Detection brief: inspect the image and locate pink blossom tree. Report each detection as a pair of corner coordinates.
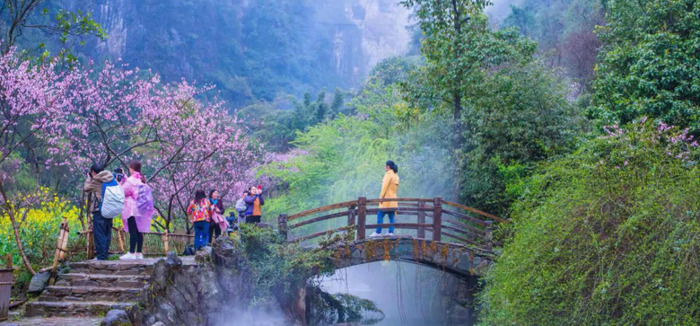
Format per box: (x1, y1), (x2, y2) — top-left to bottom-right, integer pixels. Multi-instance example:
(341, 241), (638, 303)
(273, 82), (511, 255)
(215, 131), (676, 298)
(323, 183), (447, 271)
(0, 48), (75, 274)
(44, 60), (259, 233)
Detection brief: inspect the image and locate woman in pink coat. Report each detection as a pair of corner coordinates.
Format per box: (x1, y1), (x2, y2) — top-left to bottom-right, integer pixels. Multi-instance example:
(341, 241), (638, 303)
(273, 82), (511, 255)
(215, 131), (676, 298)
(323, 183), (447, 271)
(119, 161), (153, 260)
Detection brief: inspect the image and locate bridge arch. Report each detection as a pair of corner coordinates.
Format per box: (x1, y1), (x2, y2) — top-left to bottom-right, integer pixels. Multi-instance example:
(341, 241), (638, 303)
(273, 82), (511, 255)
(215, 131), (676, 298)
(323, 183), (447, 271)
(277, 197), (506, 278)
(328, 237), (493, 278)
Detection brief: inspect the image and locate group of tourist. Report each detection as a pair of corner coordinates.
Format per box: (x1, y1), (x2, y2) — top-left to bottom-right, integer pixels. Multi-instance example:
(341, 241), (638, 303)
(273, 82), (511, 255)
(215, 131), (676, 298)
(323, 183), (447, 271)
(187, 185), (265, 250)
(83, 160), (153, 261)
(84, 159), (398, 259)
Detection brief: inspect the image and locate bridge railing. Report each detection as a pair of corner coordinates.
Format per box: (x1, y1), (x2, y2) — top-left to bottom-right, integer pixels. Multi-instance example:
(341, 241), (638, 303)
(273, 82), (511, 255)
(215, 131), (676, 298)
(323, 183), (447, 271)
(277, 197), (507, 251)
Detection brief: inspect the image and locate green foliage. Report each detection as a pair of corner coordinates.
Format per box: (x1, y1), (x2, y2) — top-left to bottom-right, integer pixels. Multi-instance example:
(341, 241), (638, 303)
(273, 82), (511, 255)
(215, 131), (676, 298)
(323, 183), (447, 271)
(237, 224), (335, 306)
(501, 0), (604, 86)
(402, 0), (537, 118)
(259, 59), (459, 223)
(460, 60), (582, 215)
(592, 0), (700, 131)
(238, 90), (346, 152)
(479, 120), (700, 325)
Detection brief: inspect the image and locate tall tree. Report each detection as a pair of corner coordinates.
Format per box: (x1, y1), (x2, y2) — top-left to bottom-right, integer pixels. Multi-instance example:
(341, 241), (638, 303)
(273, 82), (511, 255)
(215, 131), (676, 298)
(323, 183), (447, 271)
(400, 0), (536, 127)
(0, 0), (105, 57)
(592, 0), (700, 131)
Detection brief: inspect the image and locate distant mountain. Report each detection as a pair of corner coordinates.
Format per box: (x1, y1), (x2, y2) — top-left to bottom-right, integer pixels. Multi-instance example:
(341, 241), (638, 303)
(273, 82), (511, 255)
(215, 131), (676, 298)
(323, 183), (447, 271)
(45, 0), (411, 106)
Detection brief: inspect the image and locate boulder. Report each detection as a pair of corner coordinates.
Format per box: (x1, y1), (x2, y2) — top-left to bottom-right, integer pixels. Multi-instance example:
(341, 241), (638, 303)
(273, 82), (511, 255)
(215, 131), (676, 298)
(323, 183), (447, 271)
(101, 309), (132, 326)
(27, 271), (51, 294)
(140, 237), (254, 325)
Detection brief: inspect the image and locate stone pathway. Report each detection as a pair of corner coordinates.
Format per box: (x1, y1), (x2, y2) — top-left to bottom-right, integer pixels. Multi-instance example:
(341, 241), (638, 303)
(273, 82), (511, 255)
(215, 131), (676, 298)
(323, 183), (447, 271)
(0, 317), (102, 326)
(21, 257), (195, 319)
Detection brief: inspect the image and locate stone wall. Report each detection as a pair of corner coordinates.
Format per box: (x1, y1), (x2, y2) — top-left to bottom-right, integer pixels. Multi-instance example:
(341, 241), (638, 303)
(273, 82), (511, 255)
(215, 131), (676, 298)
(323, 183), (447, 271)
(135, 238), (254, 326)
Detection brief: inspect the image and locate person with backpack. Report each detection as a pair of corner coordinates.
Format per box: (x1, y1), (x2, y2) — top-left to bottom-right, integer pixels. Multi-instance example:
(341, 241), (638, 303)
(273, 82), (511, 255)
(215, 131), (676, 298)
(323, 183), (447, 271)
(187, 190), (211, 250)
(225, 211), (237, 235)
(235, 190), (249, 226)
(83, 163), (124, 260)
(119, 160), (153, 260)
(244, 186), (264, 224)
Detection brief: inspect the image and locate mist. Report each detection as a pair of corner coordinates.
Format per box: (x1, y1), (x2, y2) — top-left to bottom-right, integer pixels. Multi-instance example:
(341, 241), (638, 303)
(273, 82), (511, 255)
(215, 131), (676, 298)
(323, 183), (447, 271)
(487, 0), (523, 24)
(319, 261), (472, 325)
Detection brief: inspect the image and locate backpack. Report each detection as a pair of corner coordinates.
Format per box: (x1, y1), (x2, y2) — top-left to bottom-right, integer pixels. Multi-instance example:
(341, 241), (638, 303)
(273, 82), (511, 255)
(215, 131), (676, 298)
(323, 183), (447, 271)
(136, 184), (154, 218)
(100, 178), (125, 219)
(182, 244), (195, 256)
(235, 198), (247, 212)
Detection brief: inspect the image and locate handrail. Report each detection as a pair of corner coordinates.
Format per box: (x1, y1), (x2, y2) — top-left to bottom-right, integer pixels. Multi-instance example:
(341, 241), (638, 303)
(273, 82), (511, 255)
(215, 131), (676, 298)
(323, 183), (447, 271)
(440, 199), (509, 224)
(287, 200), (357, 221)
(279, 197), (504, 252)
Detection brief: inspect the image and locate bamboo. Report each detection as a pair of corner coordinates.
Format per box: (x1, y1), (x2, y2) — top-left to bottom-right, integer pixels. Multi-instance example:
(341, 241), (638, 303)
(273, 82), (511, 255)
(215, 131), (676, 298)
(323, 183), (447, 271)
(162, 232), (169, 255)
(59, 222), (69, 260)
(116, 227), (125, 253)
(50, 218), (68, 285)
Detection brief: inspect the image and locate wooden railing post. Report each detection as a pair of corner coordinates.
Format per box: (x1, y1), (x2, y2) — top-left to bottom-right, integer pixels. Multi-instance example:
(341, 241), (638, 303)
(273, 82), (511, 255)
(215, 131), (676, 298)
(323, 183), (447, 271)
(116, 227), (125, 253)
(87, 230), (94, 259)
(417, 201), (426, 239)
(485, 220), (493, 251)
(162, 231), (170, 256)
(432, 197), (442, 241)
(357, 197), (367, 240)
(347, 205), (356, 240)
(50, 217), (68, 284)
(278, 214), (289, 242)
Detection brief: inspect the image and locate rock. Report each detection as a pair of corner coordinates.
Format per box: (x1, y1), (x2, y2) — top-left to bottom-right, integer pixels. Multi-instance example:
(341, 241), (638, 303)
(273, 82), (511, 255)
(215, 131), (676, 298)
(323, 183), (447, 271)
(101, 309), (132, 326)
(28, 271), (51, 294)
(141, 238), (254, 326)
(194, 246), (212, 264)
(164, 251), (181, 267)
(150, 322), (166, 326)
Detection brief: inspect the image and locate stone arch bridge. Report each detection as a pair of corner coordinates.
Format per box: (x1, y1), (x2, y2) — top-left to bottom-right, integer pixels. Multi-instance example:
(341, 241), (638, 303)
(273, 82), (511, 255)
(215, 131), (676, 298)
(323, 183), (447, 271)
(277, 197), (506, 278)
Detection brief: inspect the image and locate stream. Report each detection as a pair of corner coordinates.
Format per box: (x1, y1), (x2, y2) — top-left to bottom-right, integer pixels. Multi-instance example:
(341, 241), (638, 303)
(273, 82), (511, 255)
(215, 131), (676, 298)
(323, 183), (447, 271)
(319, 261), (472, 326)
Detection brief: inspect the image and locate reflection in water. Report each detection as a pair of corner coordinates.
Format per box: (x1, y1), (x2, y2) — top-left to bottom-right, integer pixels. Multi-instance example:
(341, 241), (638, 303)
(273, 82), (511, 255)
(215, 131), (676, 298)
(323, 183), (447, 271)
(319, 261), (472, 326)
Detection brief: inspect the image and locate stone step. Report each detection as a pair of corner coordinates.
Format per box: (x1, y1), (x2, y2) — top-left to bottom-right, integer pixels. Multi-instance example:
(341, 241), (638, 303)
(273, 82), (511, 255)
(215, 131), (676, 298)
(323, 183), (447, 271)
(24, 301), (134, 318)
(68, 260), (157, 276)
(54, 273), (149, 289)
(38, 286), (141, 303)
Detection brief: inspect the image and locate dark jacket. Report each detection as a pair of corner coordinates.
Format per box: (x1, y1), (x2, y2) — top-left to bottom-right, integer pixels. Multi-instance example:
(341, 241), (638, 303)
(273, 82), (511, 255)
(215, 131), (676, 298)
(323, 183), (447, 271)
(83, 171), (114, 212)
(209, 198), (224, 215)
(244, 194), (264, 217)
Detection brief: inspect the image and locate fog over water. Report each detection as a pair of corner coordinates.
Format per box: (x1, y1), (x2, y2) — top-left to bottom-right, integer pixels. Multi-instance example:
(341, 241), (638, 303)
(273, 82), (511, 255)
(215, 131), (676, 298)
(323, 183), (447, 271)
(320, 261), (467, 326)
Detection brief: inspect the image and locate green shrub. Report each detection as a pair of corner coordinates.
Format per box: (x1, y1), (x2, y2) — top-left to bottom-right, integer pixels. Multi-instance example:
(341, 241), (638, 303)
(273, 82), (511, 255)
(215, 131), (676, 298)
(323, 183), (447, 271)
(479, 119), (700, 325)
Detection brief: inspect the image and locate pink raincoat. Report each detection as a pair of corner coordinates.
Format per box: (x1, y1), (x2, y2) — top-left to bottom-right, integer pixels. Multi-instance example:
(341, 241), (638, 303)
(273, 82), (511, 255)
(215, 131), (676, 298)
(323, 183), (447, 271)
(120, 172), (152, 233)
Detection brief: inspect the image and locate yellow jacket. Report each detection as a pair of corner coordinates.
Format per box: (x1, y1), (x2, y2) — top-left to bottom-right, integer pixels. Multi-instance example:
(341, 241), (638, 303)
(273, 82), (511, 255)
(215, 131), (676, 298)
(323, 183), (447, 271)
(378, 169), (399, 210)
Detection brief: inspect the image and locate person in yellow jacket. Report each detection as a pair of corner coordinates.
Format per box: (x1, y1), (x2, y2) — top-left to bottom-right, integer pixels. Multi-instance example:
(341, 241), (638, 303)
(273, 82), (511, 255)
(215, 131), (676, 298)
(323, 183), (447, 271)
(370, 160), (399, 237)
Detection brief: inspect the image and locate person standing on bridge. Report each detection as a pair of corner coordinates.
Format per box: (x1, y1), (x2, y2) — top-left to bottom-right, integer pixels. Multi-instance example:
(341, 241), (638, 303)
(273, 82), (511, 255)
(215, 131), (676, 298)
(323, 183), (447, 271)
(370, 160), (399, 237)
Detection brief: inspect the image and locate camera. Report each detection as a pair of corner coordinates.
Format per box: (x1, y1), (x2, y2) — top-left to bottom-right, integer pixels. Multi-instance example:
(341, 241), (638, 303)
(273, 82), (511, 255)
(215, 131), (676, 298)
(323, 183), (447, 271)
(114, 168), (125, 183)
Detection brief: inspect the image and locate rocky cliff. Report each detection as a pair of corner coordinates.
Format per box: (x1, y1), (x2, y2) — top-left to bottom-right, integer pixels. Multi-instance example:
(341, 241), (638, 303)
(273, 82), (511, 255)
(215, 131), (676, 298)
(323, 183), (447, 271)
(53, 0), (411, 105)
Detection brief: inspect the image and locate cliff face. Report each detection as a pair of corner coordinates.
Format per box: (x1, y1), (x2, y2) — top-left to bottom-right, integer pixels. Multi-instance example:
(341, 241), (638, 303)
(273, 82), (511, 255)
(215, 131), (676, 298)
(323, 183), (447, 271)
(55, 0), (411, 105)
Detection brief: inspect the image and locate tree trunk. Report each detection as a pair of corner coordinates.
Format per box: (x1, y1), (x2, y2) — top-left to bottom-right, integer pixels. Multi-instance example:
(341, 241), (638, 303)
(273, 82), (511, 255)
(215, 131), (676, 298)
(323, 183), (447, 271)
(0, 180), (36, 275)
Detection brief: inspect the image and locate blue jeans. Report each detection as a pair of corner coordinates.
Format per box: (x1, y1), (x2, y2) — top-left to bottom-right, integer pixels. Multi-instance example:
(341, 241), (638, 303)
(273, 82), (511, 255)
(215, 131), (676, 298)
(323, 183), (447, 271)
(376, 210), (395, 234)
(193, 221), (210, 250)
(92, 211), (112, 260)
